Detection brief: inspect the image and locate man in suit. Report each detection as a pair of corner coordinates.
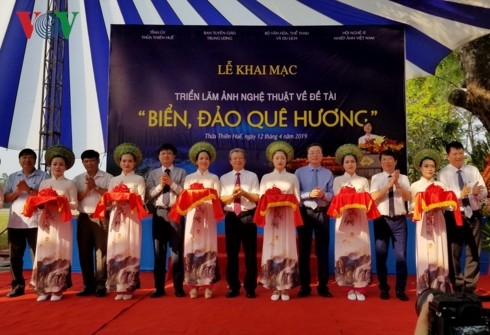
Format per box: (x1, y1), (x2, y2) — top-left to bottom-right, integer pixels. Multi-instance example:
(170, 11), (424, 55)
(73, 150), (113, 297)
(370, 150), (411, 301)
(438, 141), (487, 293)
(3, 148), (49, 297)
(220, 148), (260, 298)
(146, 143), (187, 297)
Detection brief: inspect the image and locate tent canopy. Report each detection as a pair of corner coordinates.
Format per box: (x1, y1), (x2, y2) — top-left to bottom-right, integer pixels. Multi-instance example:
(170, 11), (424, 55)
(0, 0), (489, 155)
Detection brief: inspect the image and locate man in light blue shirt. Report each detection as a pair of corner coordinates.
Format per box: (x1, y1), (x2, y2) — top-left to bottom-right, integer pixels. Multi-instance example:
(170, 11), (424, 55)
(295, 143), (334, 298)
(3, 148), (49, 298)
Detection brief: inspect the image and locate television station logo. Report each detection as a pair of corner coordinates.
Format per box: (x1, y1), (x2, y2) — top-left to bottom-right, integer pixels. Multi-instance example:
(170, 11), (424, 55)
(17, 11), (79, 39)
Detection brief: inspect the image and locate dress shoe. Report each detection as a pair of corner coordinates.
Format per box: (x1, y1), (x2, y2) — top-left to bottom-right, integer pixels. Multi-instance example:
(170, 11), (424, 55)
(355, 291), (366, 301)
(175, 288), (186, 297)
(50, 293), (63, 301)
(76, 287), (95, 296)
(37, 294), (49, 302)
(246, 291), (256, 298)
(280, 290), (290, 301)
(297, 288), (311, 298)
(123, 294), (133, 300)
(204, 288), (213, 299)
(150, 290), (166, 298)
(317, 287), (333, 298)
(380, 290), (390, 300)
(7, 285), (25, 298)
(347, 290), (356, 301)
(271, 290), (281, 301)
(189, 288), (198, 299)
(225, 289), (240, 298)
(395, 291), (409, 301)
(115, 294), (125, 301)
(95, 288), (107, 297)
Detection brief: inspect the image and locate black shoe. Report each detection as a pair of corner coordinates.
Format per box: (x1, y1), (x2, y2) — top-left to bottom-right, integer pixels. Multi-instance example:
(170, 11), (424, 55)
(95, 288), (107, 297)
(317, 287), (333, 298)
(380, 290), (390, 300)
(175, 288), (186, 298)
(225, 289), (240, 298)
(150, 289), (166, 298)
(395, 291), (409, 301)
(76, 287), (95, 297)
(297, 287), (311, 298)
(6, 285), (25, 298)
(246, 291), (256, 298)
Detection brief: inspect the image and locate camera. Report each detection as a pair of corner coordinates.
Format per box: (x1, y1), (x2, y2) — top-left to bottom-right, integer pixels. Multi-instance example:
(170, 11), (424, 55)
(416, 288), (490, 335)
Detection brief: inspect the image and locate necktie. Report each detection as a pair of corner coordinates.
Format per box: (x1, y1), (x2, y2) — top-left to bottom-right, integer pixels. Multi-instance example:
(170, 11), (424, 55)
(457, 170), (472, 217)
(234, 173), (241, 215)
(388, 175), (395, 217)
(163, 168), (171, 193)
(312, 168), (319, 189)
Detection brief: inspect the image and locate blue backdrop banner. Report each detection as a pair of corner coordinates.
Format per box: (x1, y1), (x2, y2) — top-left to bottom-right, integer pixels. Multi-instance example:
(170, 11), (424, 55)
(108, 25), (406, 177)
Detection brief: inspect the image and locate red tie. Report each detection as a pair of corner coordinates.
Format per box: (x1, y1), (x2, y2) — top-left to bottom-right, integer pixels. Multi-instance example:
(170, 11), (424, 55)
(234, 173), (241, 215)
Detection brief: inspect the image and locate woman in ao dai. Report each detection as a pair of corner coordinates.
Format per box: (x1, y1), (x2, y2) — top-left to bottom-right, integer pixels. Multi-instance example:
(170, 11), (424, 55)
(106, 143), (146, 300)
(410, 149), (452, 294)
(258, 141), (300, 301)
(183, 141), (221, 299)
(332, 144), (371, 301)
(31, 145), (77, 302)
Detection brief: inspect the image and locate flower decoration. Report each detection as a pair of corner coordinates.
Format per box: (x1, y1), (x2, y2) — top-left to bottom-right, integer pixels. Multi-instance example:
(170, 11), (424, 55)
(189, 182), (204, 190)
(265, 186), (282, 195)
(359, 135), (404, 154)
(39, 187), (59, 197)
(113, 182), (130, 193)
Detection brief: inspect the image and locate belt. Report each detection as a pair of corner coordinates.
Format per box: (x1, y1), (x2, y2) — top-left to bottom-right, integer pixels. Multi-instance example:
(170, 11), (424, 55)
(381, 215), (406, 220)
(305, 207), (327, 213)
(226, 209), (255, 219)
(156, 206), (169, 210)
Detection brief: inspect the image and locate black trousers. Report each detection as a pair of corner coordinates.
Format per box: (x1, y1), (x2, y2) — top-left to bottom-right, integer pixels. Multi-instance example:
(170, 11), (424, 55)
(77, 213), (108, 290)
(224, 211), (257, 293)
(297, 207), (330, 290)
(8, 227), (37, 287)
(374, 216), (407, 292)
(445, 210), (482, 291)
(152, 212), (185, 291)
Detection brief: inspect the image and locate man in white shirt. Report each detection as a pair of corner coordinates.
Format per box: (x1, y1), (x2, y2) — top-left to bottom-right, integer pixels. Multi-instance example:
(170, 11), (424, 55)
(438, 141), (487, 293)
(370, 150), (411, 301)
(3, 148), (49, 298)
(73, 150), (113, 297)
(220, 148), (260, 298)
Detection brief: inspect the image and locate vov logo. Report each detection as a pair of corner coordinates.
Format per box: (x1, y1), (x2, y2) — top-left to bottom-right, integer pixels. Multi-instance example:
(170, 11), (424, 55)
(17, 11), (79, 39)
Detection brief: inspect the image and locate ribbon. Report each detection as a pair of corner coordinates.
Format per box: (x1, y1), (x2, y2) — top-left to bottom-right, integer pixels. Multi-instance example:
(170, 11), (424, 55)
(327, 186), (381, 220)
(93, 192), (148, 220)
(412, 183), (462, 226)
(254, 188), (303, 227)
(23, 195), (73, 222)
(169, 187), (224, 223)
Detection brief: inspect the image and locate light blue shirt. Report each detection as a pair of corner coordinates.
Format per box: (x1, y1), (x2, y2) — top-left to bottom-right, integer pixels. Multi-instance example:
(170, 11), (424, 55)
(5, 169), (50, 228)
(295, 164), (334, 208)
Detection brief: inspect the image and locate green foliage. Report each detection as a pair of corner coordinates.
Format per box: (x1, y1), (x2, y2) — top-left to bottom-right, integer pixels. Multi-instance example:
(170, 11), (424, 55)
(406, 51), (489, 181)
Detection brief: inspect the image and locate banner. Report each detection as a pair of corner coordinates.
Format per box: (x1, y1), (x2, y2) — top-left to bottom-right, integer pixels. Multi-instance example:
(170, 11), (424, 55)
(108, 25), (405, 177)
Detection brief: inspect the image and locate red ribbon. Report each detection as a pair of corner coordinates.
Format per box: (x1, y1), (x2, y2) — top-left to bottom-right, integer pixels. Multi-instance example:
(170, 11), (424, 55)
(327, 188), (381, 220)
(168, 188), (224, 223)
(254, 192), (303, 227)
(23, 195), (73, 222)
(93, 192), (148, 220)
(412, 184), (462, 226)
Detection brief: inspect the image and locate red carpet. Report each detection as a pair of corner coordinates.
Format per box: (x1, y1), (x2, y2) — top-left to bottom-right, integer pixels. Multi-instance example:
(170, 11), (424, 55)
(3, 271), (490, 335)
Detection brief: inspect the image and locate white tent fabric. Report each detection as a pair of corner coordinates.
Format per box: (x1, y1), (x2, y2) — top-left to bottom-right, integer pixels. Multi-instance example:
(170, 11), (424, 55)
(0, 0), (489, 155)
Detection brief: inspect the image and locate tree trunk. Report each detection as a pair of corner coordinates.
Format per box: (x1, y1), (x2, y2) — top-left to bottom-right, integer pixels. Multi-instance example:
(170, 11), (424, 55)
(448, 34), (490, 131)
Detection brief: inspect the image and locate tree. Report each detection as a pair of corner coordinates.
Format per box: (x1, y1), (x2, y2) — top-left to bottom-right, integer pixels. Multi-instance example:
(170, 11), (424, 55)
(448, 34), (490, 132)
